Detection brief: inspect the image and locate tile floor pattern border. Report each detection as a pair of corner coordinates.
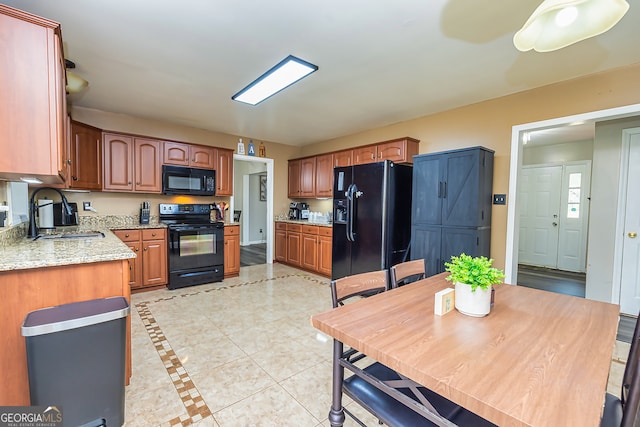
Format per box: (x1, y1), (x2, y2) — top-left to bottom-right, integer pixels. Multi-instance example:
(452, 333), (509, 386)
(133, 273), (328, 426)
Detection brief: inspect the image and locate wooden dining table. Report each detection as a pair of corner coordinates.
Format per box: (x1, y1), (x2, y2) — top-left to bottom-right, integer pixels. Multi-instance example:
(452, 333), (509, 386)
(311, 273), (620, 427)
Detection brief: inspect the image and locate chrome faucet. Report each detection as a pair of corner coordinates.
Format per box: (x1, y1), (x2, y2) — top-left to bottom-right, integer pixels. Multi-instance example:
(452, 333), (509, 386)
(28, 187), (74, 238)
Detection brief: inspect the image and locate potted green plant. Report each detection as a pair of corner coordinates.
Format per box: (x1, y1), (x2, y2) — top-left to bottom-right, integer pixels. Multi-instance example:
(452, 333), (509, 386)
(444, 253), (505, 317)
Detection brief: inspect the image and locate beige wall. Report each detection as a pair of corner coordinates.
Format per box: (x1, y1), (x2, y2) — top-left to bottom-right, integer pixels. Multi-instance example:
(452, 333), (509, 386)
(67, 63), (640, 272)
(300, 63), (640, 270)
(69, 106), (303, 220)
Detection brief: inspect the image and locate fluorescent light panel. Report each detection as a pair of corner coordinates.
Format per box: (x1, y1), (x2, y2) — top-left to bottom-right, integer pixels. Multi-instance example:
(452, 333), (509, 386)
(232, 55), (318, 106)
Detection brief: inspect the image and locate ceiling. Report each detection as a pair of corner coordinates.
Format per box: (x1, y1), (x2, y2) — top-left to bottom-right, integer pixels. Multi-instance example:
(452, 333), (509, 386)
(4, 0), (639, 146)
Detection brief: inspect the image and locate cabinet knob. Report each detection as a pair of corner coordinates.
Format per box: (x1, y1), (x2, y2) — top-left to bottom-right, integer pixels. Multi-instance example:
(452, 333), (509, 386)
(144, 247), (148, 251)
(135, 247), (139, 252)
(152, 232), (156, 237)
(66, 159), (72, 165)
(136, 182), (141, 185)
(72, 176), (78, 181)
(128, 181), (132, 185)
(125, 233), (130, 238)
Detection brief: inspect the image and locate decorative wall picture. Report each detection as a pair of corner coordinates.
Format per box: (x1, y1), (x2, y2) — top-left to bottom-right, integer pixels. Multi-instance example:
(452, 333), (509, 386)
(259, 174), (267, 201)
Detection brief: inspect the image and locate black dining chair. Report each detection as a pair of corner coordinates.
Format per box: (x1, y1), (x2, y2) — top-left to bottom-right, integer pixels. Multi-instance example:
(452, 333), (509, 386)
(330, 270), (496, 427)
(390, 259), (427, 288)
(601, 314), (640, 427)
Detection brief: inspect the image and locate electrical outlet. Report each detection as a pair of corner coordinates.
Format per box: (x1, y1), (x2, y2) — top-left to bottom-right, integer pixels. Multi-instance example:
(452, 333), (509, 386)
(83, 201), (92, 211)
(493, 194), (506, 205)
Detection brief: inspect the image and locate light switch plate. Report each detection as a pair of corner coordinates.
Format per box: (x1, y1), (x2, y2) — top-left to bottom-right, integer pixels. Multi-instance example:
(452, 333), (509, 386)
(493, 194), (506, 205)
(83, 201), (92, 211)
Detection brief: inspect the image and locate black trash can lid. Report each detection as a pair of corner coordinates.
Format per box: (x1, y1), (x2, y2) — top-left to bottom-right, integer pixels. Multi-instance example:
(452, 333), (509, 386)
(22, 297), (130, 337)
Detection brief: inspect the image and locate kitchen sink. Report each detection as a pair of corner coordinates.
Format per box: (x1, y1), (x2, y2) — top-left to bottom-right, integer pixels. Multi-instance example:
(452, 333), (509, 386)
(34, 231), (105, 240)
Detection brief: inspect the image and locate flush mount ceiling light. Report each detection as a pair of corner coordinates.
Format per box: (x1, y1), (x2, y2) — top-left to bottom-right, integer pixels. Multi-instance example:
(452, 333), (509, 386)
(513, 0), (630, 52)
(232, 55), (318, 106)
(65, 59), (89, 93)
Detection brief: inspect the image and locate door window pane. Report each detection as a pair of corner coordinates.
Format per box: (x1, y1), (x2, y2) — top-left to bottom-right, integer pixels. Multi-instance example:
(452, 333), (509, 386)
(567, 204), (580, 219)
(567, 172), (582, 219)
(569, 173), (581, 188)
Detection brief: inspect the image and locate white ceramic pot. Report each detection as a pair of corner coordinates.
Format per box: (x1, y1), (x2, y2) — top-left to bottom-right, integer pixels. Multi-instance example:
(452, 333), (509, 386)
(454, 282), (491, 317)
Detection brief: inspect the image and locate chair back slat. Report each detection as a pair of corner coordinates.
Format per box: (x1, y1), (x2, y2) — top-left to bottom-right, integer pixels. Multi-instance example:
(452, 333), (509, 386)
(623, 315), (640, 406)
(331, 270), (388, 308)
(390, 259), (426, 288)
(622, 343), (640, 427)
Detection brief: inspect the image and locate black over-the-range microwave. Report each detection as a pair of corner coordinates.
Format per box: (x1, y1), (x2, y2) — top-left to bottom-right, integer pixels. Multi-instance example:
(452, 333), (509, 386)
(162, 165), (216, 196)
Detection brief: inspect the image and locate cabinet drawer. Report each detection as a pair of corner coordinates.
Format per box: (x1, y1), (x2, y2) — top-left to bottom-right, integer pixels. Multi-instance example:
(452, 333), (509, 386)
(113, 229), (140, 242)
(276, 222), (288, 231)
(142, 228), (164, 241)
(287, 223), (302, 232)
(224, 225), (240, 236)
(318, 227), (333, 237)
(302, 225), (318, 234)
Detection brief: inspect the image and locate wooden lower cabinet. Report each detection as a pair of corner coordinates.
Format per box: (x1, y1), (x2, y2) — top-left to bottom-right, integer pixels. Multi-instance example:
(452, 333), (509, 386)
(276, 222), (332, 277)
(224, 224), (240, 278)
(275, 222), (287, 262)
(113, 228), (167, 291)
(286, 224), (303, 267)
(0, 260), (131, 405)
(318, 227), (333, 276)
(301, 225), (319, 271)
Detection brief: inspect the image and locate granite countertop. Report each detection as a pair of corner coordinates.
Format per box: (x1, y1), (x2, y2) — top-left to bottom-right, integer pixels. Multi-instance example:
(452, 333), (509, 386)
(0, 226), (135, 272)
(275, 219), (333, 228)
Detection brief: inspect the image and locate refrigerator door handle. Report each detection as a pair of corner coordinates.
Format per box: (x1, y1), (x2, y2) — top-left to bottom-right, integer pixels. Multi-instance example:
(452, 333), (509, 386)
(346, 183), (357, 242)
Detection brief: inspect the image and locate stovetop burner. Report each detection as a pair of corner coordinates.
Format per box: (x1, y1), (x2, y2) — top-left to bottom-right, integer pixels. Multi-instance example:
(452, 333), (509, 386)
(159, 203), (221, 225)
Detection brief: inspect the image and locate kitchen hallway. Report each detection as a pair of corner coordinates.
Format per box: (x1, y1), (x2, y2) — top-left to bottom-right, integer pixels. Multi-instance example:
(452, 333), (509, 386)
(126, 264), (629, 426)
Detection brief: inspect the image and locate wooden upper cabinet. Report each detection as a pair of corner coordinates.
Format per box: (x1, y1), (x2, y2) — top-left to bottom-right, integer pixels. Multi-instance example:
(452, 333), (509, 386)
(134, 138), (162, 193)
(69, 120), (102, 190)
(353, 137), (420, 165)
(334, 150), (353, 167)
(377, 137), (420, 163)
(353, 146), (378, 165)
(164, 141), (215, 170)
(163, 141), (190, 166)
(288, 159), (301, 198)
(103, 133), (134, 191)
(0, 5), (67, 184)
(103, 133), (161, 193)
(215, 148), (233, 196)
(191, 145), (216, 169)
(299, 157), (316, 198)
(315, 153), (334, 198)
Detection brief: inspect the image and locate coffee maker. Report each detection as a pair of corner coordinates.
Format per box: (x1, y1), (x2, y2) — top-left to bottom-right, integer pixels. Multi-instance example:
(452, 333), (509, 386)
(288, 202), (309, 220)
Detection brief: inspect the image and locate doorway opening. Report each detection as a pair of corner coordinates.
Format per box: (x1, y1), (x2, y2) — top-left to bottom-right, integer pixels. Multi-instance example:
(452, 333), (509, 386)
(505, 102), (640, 308)
(232, 154), (274, 266)
(518, 161), (591, 273)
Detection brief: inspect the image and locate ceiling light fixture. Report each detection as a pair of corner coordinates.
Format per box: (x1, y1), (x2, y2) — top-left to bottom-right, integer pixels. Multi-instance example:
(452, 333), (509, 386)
(513, 0), (630, 52)
(232, 55), (318, 106)
(64, 59), (89, 93)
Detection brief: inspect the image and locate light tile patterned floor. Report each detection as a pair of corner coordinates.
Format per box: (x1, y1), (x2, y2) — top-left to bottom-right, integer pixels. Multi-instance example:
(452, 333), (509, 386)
(124, 264), (628, 426)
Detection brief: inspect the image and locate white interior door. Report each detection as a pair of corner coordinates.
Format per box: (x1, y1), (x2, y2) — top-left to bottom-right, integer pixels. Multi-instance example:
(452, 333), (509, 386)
(557, 163), (591, 272)
(518, 166), (562, 267)
(620, 131), (640, 314)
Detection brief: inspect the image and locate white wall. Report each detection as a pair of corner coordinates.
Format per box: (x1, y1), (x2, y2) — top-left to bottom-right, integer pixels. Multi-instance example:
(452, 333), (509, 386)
(234, 159), (267, 245)
(247, 173), (267, 243)
(522, 139), (594, 165)
(586, 116), (640, 301)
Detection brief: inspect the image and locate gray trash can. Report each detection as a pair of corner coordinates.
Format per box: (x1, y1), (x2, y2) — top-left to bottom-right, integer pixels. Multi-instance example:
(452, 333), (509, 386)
(22, 297), (130, 427)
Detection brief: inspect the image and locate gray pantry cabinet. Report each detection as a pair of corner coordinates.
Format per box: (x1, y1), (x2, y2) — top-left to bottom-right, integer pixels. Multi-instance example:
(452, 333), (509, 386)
(410, 146), (494, 277)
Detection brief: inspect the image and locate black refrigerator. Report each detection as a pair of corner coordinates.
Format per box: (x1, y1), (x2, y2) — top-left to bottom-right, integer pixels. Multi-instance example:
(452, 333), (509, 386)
(332, 160), (413, 280)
